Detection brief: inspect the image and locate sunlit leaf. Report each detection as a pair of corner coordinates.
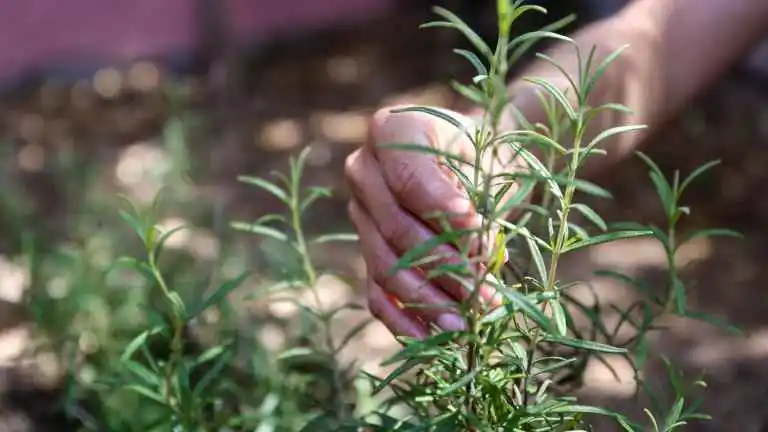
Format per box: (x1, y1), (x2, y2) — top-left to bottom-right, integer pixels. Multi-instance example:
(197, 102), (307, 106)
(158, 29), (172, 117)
(544, 335), (626, 354)
(238, 175), (289, 203)
(422, 7), (494, 61)
(192, 271), (250, 317)
(124, 384), (166, 405)
(310, 233), (359, 244)
(571, 203), (607, 231)
(679, 228), (742, 246)
(562, 229), (653, 253)
(453, 49), (488, 76)
(679, 159), (721, 195)
(230, 221), (289, 242)
(507, 16), (576, 66)
(583, 44), (629, 98)
(584, 125), (647, 153)
(522, 76), (576, 121)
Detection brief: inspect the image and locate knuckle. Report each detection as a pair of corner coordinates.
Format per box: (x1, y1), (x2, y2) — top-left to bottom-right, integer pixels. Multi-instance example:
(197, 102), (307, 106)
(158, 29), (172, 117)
(367, 286), (384, 319)
(361, 249), (388, 288)
(389, 159), (421, 199)
(377, 212), (414, 252)
(368, 259), (390, 288)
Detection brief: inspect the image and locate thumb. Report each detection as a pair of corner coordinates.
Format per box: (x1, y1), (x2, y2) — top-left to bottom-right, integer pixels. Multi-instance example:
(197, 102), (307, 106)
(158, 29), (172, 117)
(370, 106), (482, 233)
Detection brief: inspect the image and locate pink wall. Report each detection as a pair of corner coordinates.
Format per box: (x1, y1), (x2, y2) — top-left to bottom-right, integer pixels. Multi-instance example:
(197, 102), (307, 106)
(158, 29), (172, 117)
(0, 0), (393, 84)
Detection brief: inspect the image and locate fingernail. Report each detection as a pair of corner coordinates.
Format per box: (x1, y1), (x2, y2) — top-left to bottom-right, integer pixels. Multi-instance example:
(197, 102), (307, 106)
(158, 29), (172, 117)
(436, 313), (467, 332)
(473, 213), (484, 228)
(484, 273), (504, 308)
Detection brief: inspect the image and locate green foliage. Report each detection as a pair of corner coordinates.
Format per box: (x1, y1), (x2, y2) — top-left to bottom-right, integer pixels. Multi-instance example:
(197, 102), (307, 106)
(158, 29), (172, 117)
(22, 1), (740, 431)
(340, 2), (740, 431)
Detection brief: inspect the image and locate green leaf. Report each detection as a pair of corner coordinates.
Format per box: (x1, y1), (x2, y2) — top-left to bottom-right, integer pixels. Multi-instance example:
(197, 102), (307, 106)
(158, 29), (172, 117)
(151, 224), (187, 262)
(166, 291), (188, 320)
(507, 16), (576, 66)
(116, 193), (142, 220)
(550, 300), (568, 337)
(194, 271), (250, 317)
(193, 347), (233, 396)
(585, 124), (647, 153)
(523, 76), (576, 121)
(230, 221), (289, 242)
(437, 369), (480, 396)
(335, 318), (375, 354)
(237, 175), (289, 203)
(452, 49), (488, 76)
(544, 335), (626, 354)
(120, 326), (163, 362)
(108, 256), (155, 283)
(496, 129), (568, 154)
(277, 347), (316, 361)
(377, 142), (473, 168)
(301, 186), (333, 212)
(671, 273), (686, 314)
(310, 233), (359, 244)
(679, 228), (742, 246)
(534, 52), (580, 103)
(682, 310), (743, 336)
(389, 106), (476, 144)
(571, 203), (607, 231)
(483, 279), (552, 332)
(636, 151), (675, 215)
(451, 81), (486, 105)
(291, 145), (313, 186)
(381, 331), (459, 367)
(119, 210), (147, 242)
(194, 345), (228, 366)
(511, 144), (564, 203)
(374, 358), (424, 394)
(522, 228), (549, 287)
(679, 159), (721, 195)
(583, 44), (629, 98)
(567, 177), (613, 198)
(562, 229), (653, 253)
(387, 228), (473, 275)
(422, 7), (494, 61)
(245, 279), (302, 300)
(123, 360), (162, 386)
(589, 102), (634, 116)
(124, 384), (166, 405)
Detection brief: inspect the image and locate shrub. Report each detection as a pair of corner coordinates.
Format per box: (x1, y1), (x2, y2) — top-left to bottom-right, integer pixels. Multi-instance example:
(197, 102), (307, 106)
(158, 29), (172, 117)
(29, 1), (740, 431)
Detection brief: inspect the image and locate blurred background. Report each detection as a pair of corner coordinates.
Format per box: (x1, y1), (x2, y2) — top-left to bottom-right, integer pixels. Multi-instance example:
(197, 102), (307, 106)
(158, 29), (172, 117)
(0, 0), (767, 430)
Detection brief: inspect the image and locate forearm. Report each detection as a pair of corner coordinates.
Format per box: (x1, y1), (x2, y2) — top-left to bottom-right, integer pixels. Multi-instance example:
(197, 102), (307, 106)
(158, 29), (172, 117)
(500, 0), (768, 174)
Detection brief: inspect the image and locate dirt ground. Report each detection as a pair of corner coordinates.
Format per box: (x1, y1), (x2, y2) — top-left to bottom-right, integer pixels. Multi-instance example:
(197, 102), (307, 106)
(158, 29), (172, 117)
(1, 3), (768, 431)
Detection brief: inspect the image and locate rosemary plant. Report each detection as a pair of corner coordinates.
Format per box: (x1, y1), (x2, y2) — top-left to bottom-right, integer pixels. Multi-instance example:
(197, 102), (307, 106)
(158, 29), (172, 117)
(337, 1), (741, 431)
(96, 1), (741, 431)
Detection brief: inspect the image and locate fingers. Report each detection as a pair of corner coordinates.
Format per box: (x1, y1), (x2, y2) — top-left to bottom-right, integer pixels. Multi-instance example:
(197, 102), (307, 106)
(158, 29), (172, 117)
(368, 279), (428, 339)
(369, 106), (482, 232)
(345, 147), (498, 306)
(370, 107), (522, 261)
(348, 197), (467, 333)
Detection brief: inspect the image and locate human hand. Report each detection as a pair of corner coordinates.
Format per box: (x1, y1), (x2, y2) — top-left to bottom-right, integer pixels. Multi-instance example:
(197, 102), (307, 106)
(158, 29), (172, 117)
(345, 105), (522, 339)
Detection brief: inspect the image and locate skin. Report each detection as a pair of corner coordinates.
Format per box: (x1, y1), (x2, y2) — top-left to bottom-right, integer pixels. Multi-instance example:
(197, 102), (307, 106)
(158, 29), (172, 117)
(345, 0), (768, 339)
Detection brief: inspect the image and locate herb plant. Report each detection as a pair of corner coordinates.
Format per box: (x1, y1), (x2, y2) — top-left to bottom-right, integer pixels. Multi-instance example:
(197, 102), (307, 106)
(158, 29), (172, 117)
(60, 1), (741, 431)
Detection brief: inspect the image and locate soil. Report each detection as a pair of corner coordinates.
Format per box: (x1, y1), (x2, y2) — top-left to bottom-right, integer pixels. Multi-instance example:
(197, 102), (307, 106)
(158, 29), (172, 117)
(0, 2), (767, 431)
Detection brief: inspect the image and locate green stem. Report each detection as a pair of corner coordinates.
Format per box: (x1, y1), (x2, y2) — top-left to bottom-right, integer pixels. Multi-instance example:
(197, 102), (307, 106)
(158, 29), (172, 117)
(290, 179), (348, 422)
(522, 121), (585, 408)
(663, 226), (677, 314)
(545, 122), (585, 292)
(149, 259), (186, 421)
